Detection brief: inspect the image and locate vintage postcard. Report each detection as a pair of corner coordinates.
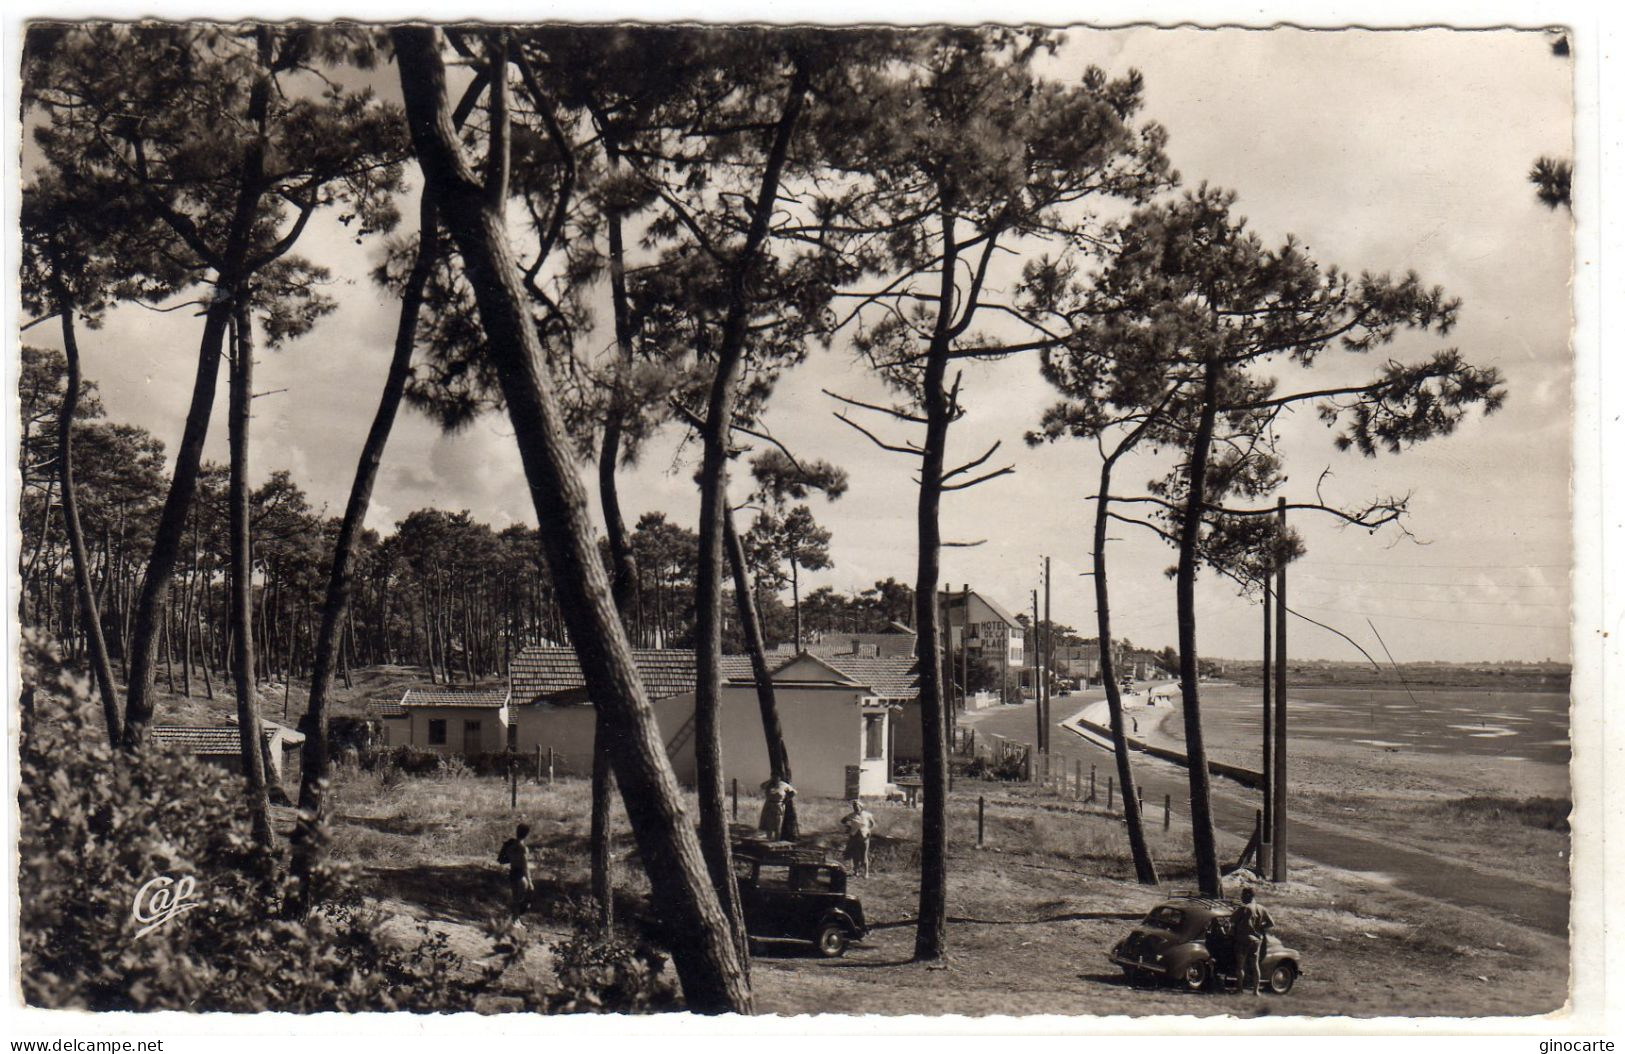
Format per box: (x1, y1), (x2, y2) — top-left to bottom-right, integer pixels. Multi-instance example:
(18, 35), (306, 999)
(7, 9), (1606, 1040)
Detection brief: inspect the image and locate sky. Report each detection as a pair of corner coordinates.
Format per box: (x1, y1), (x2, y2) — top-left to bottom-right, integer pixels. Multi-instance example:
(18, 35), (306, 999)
(18, 26), (1576, 664)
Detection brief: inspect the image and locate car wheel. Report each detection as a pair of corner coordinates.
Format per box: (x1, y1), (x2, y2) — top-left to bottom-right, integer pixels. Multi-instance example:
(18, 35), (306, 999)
(816, 924), (849, 958)
(1179, 959), (1211, 992)
(1267, 962), (1297, 994)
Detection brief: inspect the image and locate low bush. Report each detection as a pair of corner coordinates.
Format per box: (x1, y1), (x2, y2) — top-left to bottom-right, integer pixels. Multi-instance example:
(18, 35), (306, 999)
(537, 929), (679, 1013)
(963, 753), (1027, 781)
(1445, 795), (1571, 833)
(18, 630), (478, 1012)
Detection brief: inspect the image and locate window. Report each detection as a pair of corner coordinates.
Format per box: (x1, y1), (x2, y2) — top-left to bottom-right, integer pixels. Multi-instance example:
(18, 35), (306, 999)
(756, 865), (791, 889)
(427, 719), (447, 745)
(863, 713), (885, 760)
(464, 720), (482, 748)
(793, 866), (837, 891)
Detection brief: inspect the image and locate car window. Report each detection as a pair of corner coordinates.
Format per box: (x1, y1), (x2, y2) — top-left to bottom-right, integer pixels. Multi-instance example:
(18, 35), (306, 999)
(1146, 906), (1186, 931)
(733, 858), (755, 881)
(757, 865), (791, 889)
(793, 867), (837, 891)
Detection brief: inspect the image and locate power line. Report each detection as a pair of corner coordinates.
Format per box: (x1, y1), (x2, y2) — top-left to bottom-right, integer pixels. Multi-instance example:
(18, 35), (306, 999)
(1298, 559), (1569, 570)
(1290, 602), (1566, 631)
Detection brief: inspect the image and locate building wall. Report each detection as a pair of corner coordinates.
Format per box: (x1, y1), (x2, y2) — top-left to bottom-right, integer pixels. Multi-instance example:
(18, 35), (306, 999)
(511, 697), (693, 778)
(663, 685), (892, 799)
(398, 706), (509, 755)
(379, 717), (410, 749)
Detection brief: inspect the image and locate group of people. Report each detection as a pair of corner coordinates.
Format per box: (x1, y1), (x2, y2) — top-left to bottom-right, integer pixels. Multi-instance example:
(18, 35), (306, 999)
(757, 777), (877, 878)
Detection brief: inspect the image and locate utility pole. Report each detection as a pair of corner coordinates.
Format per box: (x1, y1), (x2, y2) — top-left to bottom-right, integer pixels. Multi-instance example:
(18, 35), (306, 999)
(961, 583), (970, 717)
(1272, 497), (1288, 882)
(1043, 556), (1052, 753)
(1031, 588), (1042, 753)
(942, 585), (956, 746)
(1262, 582), (1273, 845)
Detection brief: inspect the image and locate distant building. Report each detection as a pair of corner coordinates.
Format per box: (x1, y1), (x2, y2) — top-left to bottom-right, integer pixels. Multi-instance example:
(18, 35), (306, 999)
(1053, 641), (1107, 683)
(940, 588), (1026, 704)
(773, 622), (918, 660)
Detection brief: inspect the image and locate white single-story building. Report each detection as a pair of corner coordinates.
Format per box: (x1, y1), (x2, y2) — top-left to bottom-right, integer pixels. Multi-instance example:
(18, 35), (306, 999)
(506, 645), (919, 798)
(371, 687), (512, 756)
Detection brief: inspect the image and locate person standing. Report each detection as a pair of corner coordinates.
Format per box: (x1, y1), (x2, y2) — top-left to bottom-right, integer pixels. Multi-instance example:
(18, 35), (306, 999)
(1229, 886), (1275, 995)
(758, 776), (795, 840)
(841, 799), (876, 877)
(497, 823), (534, 923)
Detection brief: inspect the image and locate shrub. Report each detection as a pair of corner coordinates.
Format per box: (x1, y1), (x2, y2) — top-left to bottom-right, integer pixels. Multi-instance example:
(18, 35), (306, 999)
(536, 929), (679, 1014)
(963, 753), (1027, 781)
(1445, 795), (1571, 833)
(18, 630), (476, 1012)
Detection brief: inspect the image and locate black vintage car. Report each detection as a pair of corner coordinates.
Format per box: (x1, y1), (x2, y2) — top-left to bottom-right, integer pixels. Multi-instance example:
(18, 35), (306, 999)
(1109, 896), (1303, 994)
(732, 842), (868, 957)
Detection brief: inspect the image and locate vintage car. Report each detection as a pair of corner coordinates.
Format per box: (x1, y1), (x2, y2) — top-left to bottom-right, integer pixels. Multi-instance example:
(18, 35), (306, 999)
(1109, 895), (1303, 993)
(732, 841), (868, 957)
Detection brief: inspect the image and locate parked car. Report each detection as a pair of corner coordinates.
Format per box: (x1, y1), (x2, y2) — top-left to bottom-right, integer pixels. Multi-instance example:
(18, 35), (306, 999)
(732, 841), (868, 957)
(1109, 895), (1302, 993)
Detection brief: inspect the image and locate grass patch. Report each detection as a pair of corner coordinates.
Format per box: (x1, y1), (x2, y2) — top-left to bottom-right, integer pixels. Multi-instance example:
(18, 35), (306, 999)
(1442, 796), (1570, 832)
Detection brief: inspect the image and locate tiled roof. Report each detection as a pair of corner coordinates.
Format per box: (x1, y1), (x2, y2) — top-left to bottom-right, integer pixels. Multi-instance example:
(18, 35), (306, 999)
(511, 646), (755, 702)
(816, 654), (919, 700)
(369, 701), (407, 719)
(400, 688), (510, 708)
(508, 646), (916, 702)
(151, 725), (294, 757)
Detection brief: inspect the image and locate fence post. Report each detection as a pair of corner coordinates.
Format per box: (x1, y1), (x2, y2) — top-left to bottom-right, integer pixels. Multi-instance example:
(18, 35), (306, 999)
(978, 795), (986, 848)
(1090, 765), (1097, 802)
(1074, 758), (1082, 801)
(732, 777), (739, 821)
(547, 746), (555, 786)
(1107, 776), (1115, 810)
(1164, 793), (1171, 830)
(509, 755), (517, 809)
(535, 744), (542, 783)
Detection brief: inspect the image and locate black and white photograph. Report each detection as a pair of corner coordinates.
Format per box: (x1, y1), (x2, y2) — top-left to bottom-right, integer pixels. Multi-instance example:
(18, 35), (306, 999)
(6, 9), (1609, 1033)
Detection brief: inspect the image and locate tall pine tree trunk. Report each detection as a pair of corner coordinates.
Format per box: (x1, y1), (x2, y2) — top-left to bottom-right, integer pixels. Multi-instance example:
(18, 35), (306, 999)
(123, 35), (276, 746)
(53, 281), (121, 746)
(228, 303), (275, 852)
(725, 509), (797, 840)
(911, 341), (952, 961)
(122, 300), (233, 744)
(289, 191), (440, 903)
(690, 58), (810, 965)
(1176, 357), (1223, 896)
(1093, 452), (1158, 885)
(593, 410), (637, 931)
(393, 28), (752, 1013)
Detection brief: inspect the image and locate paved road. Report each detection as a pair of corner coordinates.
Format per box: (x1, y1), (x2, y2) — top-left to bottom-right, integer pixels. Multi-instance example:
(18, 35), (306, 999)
(970, 696), (1569, 937)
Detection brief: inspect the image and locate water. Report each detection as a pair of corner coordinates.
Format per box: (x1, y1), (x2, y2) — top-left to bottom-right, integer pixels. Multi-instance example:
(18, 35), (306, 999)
(1194, 685), (1571, 768)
